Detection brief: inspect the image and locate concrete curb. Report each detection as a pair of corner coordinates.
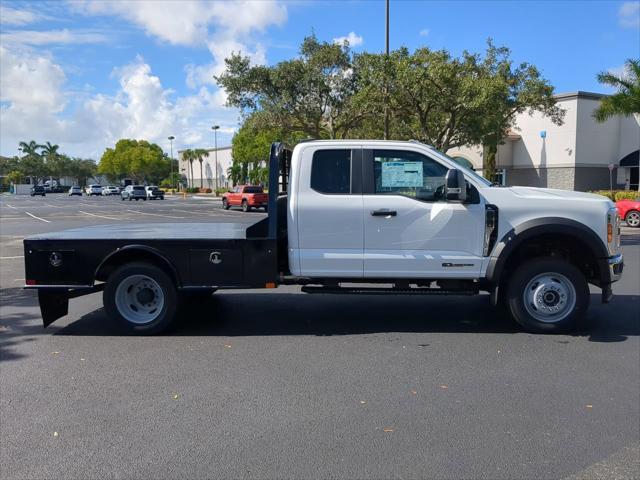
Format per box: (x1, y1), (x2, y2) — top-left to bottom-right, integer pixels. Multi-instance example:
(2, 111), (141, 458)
(192, 196), (222, 201)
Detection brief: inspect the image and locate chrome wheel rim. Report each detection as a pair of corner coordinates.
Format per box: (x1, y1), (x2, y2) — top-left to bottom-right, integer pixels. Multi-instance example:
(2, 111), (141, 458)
(626, 211), (640, 227)
(115, 275), (164, 325)
(523, 272), (576, 323)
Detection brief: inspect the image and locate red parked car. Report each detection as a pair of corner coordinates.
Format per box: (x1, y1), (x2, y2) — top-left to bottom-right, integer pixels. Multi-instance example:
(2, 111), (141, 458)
(222, 185), (269, 212)
(616, 197), (640, 228)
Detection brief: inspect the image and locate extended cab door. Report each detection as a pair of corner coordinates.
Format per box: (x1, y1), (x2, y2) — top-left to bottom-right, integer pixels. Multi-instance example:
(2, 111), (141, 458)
(362, 148), (484, 278)
(293, 147), (364, 277)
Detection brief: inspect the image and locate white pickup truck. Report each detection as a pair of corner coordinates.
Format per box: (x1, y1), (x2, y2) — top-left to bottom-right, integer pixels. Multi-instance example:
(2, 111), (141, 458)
(24, 140), (623, 334)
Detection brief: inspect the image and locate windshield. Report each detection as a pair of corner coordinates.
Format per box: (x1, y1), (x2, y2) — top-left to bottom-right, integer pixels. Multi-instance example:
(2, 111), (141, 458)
(426, 146), (492, 187)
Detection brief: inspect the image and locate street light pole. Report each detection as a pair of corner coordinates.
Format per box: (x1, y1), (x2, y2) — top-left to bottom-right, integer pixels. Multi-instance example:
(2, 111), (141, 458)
(383, 0), (389, 140)
(168, 135), (175, 190)
(212, 125), (220, 192)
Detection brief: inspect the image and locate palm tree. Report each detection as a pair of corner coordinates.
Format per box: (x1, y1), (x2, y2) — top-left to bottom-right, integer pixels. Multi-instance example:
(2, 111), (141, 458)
(193, 148), (209, 190)
(182, 149), (195, 188)
(227, 161), (243, 186)
(41, 141), (59, 160)
(594, 59), (640, 122)
(18, 140), (43, 157)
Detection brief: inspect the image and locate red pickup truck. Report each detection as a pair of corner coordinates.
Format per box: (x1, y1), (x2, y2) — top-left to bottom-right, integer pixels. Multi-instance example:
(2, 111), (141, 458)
(222, 185), (269, 212)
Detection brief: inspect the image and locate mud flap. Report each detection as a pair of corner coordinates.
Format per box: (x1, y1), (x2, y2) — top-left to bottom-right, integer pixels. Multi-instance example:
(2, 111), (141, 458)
(38, 290), (69, 327)
(37, 285), (105, 327)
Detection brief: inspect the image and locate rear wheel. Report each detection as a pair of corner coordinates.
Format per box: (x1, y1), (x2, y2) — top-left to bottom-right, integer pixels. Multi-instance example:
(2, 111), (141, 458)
(104, 262), (178, 334)
(241, 200), (249, 212)
(625, 210), (640, 228)
(506, 257), (589, 333)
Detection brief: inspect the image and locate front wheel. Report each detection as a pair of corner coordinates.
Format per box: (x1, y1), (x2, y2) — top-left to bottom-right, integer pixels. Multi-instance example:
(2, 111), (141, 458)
(506, 257), (589, 333)
(104, 262), (178, 334)
(222, 198), (230, 210)
(625, 210), (640, 228)
(241, 200), (249, 212)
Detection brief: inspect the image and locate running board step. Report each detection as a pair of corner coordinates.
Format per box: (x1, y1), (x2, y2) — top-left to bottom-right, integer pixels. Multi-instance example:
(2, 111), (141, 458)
(301, 286), (477, 295)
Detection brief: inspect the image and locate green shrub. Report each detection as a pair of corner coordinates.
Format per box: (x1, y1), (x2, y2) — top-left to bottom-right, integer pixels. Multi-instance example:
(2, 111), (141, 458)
(185, 187), (199, 194)
(215, 188), (229, 196)
(615, 190), (639, 201)
(588, 190), (639, 201)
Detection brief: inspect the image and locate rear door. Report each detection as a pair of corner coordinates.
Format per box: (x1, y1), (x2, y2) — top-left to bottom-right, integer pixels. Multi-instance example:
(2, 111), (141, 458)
(362, 148), (484, 278)
(295, 147), (364, 277)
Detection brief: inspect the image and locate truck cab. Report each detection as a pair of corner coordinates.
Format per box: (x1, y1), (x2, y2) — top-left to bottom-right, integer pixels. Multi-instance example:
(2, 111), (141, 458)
(24, 140), (623, 335)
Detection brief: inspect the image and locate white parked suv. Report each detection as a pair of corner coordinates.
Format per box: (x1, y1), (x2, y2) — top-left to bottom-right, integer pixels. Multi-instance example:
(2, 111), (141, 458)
(85, 184), (102, 196)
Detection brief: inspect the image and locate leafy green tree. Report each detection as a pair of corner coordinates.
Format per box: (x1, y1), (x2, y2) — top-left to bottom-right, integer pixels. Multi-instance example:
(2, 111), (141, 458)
(217, 35), (365, 139)
(594, 59), (640, 122)
(98, 139), (168, 184)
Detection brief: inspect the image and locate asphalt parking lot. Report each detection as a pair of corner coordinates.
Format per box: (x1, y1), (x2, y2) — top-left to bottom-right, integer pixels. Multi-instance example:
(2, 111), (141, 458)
(1, 193), (639, 479)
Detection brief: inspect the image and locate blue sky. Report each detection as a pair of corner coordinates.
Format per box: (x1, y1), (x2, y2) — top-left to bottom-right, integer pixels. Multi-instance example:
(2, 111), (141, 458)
(1, 0), (638, 159)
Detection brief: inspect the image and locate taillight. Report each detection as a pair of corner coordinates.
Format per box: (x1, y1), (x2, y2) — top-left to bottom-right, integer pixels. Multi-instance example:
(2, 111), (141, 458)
(26, 279), (37, 285)
(607, 223), (613, 244)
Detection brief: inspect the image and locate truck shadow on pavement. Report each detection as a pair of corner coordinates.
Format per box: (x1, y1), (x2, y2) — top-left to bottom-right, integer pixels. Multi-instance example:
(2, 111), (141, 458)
(52, 292), (640, 342)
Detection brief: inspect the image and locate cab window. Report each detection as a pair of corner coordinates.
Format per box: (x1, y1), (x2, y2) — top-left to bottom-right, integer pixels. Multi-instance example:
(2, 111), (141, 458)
(373, 149), (448, 202)
(311, 149), (351, 194)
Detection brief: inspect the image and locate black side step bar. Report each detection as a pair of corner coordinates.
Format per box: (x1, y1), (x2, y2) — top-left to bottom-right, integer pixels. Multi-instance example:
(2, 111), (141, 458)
(301, 286), (477, 295)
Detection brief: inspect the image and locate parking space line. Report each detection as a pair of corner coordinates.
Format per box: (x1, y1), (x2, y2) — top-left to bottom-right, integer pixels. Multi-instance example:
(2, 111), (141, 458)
(0, 255), (24, 260)
(79, 210), (121, 220)
(4, 204), (17, 209)
(169, 208), (225, 216)
(126, 209), (185, 219)
(25, 211), (51, 223)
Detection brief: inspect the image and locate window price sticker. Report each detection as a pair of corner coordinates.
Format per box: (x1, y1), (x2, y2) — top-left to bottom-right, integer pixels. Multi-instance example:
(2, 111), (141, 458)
(381, 161), (423, 187)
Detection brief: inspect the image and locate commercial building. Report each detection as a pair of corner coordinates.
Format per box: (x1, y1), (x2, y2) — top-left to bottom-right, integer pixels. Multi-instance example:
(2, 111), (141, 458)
(178, 146), (233, 190)
(447, 92), (640, 191)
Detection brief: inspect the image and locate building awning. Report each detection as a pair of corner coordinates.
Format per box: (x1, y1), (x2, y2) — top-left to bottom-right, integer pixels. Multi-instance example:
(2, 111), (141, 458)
(620, 150), (639, 167)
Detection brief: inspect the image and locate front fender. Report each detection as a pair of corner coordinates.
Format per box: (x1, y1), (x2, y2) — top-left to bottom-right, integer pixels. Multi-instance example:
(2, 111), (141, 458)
(486, 217), (609, 284)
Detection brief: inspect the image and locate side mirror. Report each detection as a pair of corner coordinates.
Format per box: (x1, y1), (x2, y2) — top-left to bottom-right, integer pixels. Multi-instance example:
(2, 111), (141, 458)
(445, 168), (467, 202)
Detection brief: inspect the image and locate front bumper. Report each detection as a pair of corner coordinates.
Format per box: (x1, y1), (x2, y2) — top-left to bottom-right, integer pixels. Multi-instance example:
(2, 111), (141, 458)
(608, 254), (624, 282)
(601, 254), (623, 304)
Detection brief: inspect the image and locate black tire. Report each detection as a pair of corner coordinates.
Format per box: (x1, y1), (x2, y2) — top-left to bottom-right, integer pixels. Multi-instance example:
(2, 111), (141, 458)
(143, 197), (147, 201)
(625, 210), (640, 228)
(103, 262), (178, 334)
(222, 198), (230, 210)
(241, 199), (249, 212)
(506, 257), (589, 334)
(121, 197), (125, 201)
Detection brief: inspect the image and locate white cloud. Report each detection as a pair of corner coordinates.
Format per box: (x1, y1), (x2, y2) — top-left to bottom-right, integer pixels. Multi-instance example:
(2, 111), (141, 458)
(1, 29), (108, 46)
(0, 50), (238, 158)
(72, 0), (287, 90)
(0, 5), (41, 25)
(619, 1), (640, 28)
(419, 28), (430, 37)
(332, 32), (364, 47)
(0, 45), (67, 115)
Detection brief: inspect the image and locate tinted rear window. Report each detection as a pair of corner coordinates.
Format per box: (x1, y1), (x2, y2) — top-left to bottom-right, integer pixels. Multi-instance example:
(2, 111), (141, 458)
(243, 186), (263, 193)
(133, 186), (145, 191)
(311, 149), (351, 194)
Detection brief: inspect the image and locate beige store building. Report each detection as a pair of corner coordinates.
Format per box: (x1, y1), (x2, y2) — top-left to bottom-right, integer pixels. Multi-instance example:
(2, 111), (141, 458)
(178, 146), (233, 189)
(447, 91), (640, 191)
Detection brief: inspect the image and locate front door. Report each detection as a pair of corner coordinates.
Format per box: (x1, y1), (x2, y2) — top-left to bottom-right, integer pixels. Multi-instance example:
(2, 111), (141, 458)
(362, 148), (484, 278)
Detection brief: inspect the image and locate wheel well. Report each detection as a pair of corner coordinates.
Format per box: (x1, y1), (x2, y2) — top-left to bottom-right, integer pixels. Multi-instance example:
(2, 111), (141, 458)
(95, 249), (180, 286)
(500, 233), (600, 287)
